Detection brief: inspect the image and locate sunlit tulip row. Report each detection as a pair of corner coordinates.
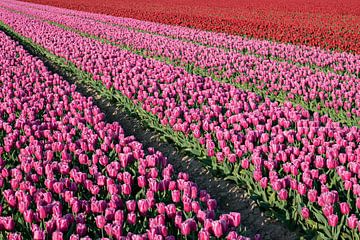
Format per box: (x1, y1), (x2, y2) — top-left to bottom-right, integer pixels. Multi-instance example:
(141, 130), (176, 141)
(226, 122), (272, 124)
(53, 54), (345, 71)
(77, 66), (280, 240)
(0, 30), (252, 240)
(1, 7), (360, 239)
(4, 0), (360, 78)
(2, 1), (360, 125)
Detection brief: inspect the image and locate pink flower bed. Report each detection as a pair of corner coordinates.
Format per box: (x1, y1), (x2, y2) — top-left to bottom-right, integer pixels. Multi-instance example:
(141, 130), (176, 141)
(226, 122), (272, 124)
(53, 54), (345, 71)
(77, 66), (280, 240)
(0, 5), (360, 238)
(0, 30), (249, 240)
(3, 1), (360, 124)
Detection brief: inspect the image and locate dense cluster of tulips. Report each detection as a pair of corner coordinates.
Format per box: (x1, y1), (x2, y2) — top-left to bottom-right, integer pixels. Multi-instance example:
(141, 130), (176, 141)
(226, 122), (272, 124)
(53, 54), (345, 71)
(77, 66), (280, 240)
(0, 30), (253, 239)
(20, 0), (360, 54)
(9, 0), (360, 77)
(2, 1), (360, 126)
(2, 6), (360, 239)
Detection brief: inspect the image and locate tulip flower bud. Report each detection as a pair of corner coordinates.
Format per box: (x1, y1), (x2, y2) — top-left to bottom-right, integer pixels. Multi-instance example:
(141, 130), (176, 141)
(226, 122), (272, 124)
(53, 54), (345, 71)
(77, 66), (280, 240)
(121, 184), (132, 195)
(347, 214), (358, 229)
(137, 199), (149, 215)
(95, 215), (106, 229)
(127, 212), (136, 225)
(251, 172), (265, 187)
(52, 231), (63, 240)
(137, 176), (146, 188)
(206, 199), (217, 210)
(110, 223), (122, 239)
(126, 200), (136, 212)
(327, 214), (338, 227)
(56, 217), (70, 232)
(33, 230), (45, 240)
(73, 223), (86, 236)
(165, 204), (176, 218)
(340, 202), (350, 215)
(229, 212), (241, 227)
(322, 204), (334, 217)
(198, 229), (210, 240)
(241, 159), (250, 169)
(297, 183), (307, 195)
(212, 220), (225, 238)
(101, 223), (112, 237)
(114, 210), (124, 223)
(1, 217), (14, 231)
(301, 207), (310, 219)
(38, 206), (47, 220)
(191, 201), (201, 214)
(7, 233), (22, 240)
(23, 209), (34, 223)
(171, 190), (181, 203)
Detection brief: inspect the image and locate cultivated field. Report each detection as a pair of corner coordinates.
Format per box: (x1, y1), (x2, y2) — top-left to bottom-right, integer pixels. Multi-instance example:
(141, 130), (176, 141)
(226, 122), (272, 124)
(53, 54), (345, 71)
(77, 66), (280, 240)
(0, 0), (359, 239)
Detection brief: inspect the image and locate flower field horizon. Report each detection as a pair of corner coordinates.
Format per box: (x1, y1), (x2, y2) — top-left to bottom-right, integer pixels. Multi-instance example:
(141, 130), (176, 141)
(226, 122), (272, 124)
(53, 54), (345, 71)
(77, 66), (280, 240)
(0, 0), (359, 239)
(19, 0), (360, 54)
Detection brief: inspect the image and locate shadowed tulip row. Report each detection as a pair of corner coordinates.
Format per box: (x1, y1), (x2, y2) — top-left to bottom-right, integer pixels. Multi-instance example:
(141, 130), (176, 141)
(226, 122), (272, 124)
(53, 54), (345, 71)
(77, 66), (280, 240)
(0, 30), (252, 240)
(2, 9), (360, 239)
(4, 0), (360, 78)
(2, 2), (360, 126)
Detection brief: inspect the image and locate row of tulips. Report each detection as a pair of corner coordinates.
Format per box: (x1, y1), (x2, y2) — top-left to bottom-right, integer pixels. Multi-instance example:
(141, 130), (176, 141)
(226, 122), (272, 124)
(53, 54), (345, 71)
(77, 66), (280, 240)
(0, 29), (252, 239)
(1, 9), (360, 239)
(5, 0), (360, 78)
(2, 3), (360, 127)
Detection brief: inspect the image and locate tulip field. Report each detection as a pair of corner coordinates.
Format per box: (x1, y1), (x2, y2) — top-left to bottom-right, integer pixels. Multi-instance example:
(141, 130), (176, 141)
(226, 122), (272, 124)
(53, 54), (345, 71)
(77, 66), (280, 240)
(0, 0), (360, 239)
(0, 8), (251, 240)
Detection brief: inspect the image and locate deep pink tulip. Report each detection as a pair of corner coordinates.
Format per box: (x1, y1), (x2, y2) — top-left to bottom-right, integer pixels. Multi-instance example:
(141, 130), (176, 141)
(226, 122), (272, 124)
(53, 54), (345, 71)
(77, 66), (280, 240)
(301, 207), (310, 219)
(347, 215), (358, 229)
(340, 202), (350, 215)
(95, 215), (106, 229)
(327, 214), (339, 227)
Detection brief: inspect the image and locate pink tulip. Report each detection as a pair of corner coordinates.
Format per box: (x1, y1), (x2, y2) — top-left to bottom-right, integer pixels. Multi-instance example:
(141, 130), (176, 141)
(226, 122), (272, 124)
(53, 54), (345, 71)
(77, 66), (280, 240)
(340, 202), (350, 215)
(95, 215), (106, 229)
(301, 207), (310, 219)
(127, 212), (137, 225)
(52, 231), (63, 240)
(307, 189), (317, 203)
(198, 229), (210, 240)
(33, 230), (45, 240)
(278, 189), (288, 201)
(212, 220), (226, 238)
(327, 214), (339, 227)
(347, 215), (358, 229)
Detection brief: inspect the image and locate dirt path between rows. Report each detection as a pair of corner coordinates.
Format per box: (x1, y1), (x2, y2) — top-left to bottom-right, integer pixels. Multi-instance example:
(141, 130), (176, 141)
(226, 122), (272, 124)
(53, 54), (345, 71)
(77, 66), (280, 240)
(85, 91), (300, 240)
